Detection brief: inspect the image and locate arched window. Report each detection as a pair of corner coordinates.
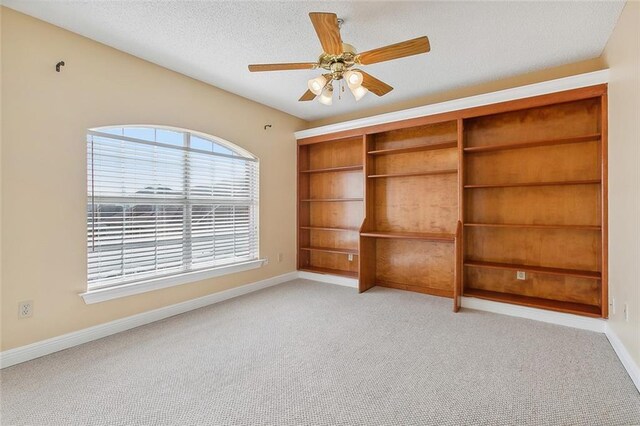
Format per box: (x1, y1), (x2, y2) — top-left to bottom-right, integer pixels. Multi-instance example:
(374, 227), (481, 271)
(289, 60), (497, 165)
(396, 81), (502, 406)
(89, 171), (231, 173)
(85, 126), (260, 298)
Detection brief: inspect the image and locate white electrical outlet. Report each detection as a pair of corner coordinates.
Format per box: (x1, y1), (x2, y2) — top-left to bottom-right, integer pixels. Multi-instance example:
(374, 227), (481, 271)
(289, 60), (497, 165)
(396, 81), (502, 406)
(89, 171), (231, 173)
(18, 301), (33, 318)
(348, 254), (354, 262)
(611, 297), (616, 315)
(277, 253), (283, 263)
(516, 271), (526, 280)
(624, 303), (629, 322)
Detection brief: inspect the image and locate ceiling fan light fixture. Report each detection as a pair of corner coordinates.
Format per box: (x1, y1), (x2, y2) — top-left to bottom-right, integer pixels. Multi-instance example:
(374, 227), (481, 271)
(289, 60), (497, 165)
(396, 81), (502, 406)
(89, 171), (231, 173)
(350, 85), (369, 101)
(318, 84), (334, 106)
(248, 12), (422, 105)
(308, 75), (328, 95)
(344, 70), (364, 89)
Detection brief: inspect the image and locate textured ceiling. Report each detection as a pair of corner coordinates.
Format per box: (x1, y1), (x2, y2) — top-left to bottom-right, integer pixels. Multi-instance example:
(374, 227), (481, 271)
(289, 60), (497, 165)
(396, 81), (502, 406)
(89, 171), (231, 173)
(4, 1), (625, 121)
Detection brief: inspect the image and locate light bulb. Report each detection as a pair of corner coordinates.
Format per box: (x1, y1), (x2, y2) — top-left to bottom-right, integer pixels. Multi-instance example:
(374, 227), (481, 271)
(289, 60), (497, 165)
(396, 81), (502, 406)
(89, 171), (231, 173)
(318, 84), (333, 106)
(344, 70), (363, 89)
(307, 75), (327, 96)
(349, 85), (369, 101)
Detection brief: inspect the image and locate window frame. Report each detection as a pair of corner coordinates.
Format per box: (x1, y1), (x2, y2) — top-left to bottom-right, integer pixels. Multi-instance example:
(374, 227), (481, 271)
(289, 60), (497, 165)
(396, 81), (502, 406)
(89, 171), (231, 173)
(81, 125), (265, 304)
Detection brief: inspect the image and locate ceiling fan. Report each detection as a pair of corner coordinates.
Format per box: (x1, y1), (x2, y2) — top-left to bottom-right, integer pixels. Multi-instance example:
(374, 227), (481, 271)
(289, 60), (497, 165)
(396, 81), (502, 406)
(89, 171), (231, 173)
(248, 12), (430, 105)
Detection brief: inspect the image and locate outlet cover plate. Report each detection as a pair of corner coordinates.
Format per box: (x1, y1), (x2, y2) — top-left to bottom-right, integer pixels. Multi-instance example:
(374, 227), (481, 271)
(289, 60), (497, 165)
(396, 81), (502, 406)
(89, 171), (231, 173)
(18, 301), (33, 318)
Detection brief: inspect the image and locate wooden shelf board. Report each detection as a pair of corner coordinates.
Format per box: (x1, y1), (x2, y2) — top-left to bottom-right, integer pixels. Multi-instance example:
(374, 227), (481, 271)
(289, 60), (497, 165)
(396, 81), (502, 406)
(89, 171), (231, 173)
(463, 133), (601, 154)
(368, 169), (458, 179)
(464, 288), (601, 317)
(300, 226), (360, 232)
(368, 140), (457, 155)
(300, 198), (364, 202)
(300, 165), (363, 173)
(464, 260), (601, 279)
(299, 266), (358, 279)
(300, 246), (359, 255)
(464, 179), (601, 189)
(361, 231), (456, 242)
(464, 223), (601, 231)
(377, 280), (453, 298)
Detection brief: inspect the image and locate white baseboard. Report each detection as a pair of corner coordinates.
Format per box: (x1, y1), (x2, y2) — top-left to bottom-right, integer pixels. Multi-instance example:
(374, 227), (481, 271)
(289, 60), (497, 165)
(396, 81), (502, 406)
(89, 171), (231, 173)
(0, 271), (298, 369)
(461, 296), (606, 333)
(605, 324), (640, 392)
(297, 271), (359, 288)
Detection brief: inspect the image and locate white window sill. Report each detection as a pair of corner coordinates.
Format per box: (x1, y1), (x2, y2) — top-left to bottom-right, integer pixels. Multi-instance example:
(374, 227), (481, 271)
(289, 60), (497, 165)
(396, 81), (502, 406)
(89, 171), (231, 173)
(80, 259), (267, 304)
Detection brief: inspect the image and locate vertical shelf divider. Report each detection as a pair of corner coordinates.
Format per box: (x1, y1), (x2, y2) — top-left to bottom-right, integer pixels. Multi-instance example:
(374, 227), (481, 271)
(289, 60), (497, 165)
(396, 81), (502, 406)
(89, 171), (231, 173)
(600, 93), (609, 318)
(297, 144), (310, 271)
(359, 134), (376, 293)
(453, 221), (463, 312)
(454, 117), (465, 312)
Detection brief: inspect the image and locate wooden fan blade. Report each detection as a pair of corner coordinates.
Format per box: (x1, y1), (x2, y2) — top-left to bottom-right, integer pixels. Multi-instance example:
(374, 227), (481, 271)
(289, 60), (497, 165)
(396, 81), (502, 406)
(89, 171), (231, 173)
(309, 12), (343, 55)
(357, 36), (430, 65)
(248, 63), (316, 72)
(299, 89), (317, 102)
(359, 70), (393, 96)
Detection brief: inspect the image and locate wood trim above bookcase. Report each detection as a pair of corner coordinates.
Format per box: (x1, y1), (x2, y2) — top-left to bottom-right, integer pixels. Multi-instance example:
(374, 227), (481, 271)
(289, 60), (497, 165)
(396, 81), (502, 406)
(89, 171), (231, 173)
(297, 80), (608, 319)
(297, 84), (607, 145)
(295, 70), (608, 141)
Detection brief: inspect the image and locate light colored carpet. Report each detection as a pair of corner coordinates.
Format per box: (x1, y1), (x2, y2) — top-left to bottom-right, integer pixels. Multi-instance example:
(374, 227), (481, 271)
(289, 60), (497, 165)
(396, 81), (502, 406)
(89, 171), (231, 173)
(1, 279), (639, 425)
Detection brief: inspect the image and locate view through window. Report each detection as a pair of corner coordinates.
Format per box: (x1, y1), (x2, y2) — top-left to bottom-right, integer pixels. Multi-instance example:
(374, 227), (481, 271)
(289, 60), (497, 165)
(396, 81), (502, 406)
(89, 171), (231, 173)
(87, 126), (259, 290)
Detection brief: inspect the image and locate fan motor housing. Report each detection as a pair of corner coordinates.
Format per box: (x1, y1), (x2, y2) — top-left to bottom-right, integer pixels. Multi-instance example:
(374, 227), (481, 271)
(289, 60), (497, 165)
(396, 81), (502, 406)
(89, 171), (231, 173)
(318, 43), (358, 78)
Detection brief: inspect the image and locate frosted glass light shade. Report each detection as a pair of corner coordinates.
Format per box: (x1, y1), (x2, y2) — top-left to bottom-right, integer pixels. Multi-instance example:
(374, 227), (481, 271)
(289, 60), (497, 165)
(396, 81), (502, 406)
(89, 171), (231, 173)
(307, 75), (328, 96)
(318, 85), (333, 106)
(349, 85), (369, 101)
(344, 70), (364, 89)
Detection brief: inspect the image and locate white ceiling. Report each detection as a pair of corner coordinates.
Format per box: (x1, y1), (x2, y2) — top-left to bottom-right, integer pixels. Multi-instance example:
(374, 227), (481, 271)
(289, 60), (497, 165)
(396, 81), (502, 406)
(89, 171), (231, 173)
(4, 1), (625, 122)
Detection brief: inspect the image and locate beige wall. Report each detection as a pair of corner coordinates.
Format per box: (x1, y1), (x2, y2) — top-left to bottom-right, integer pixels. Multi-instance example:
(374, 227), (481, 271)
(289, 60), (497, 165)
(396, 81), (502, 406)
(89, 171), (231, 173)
(0, 6), (4, 345)
(602, 1), (640, 366)
(0, 8), (306, 351)
(308, 58), (606, 128)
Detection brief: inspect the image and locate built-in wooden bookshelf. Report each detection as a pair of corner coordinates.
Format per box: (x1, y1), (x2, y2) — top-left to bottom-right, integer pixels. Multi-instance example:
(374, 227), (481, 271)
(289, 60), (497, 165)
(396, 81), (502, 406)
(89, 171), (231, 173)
(297, 136), (364, 278)
(461, 95), (606, 317)
(297, 84), (608, 318)
(358, 121), (460, 304)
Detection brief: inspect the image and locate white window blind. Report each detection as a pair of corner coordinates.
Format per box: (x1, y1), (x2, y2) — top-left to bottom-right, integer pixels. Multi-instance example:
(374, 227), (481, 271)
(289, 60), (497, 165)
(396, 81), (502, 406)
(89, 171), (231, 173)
(87, 127), (259, 290)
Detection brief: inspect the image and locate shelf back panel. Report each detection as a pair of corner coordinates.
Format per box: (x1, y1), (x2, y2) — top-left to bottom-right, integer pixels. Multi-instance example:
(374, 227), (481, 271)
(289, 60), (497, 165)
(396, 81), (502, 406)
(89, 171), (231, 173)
(309, 202), (364, 229)
(465, 267), (601, 307)
(372, 120), (457, 151)
(465, 227), (601, 272)
(373, 148), (457, 175)
(309, 171), (364, 199)
(308, 251), (359, 273)
(307, 137), (363, 170)
(374, 174), (458, 234)
(376, 239), (455, 294)
(465, 141), (600, 186)
(465, 98), (601, 149)
(465, 185), (601, 226)
(309, 230), (359, 251)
